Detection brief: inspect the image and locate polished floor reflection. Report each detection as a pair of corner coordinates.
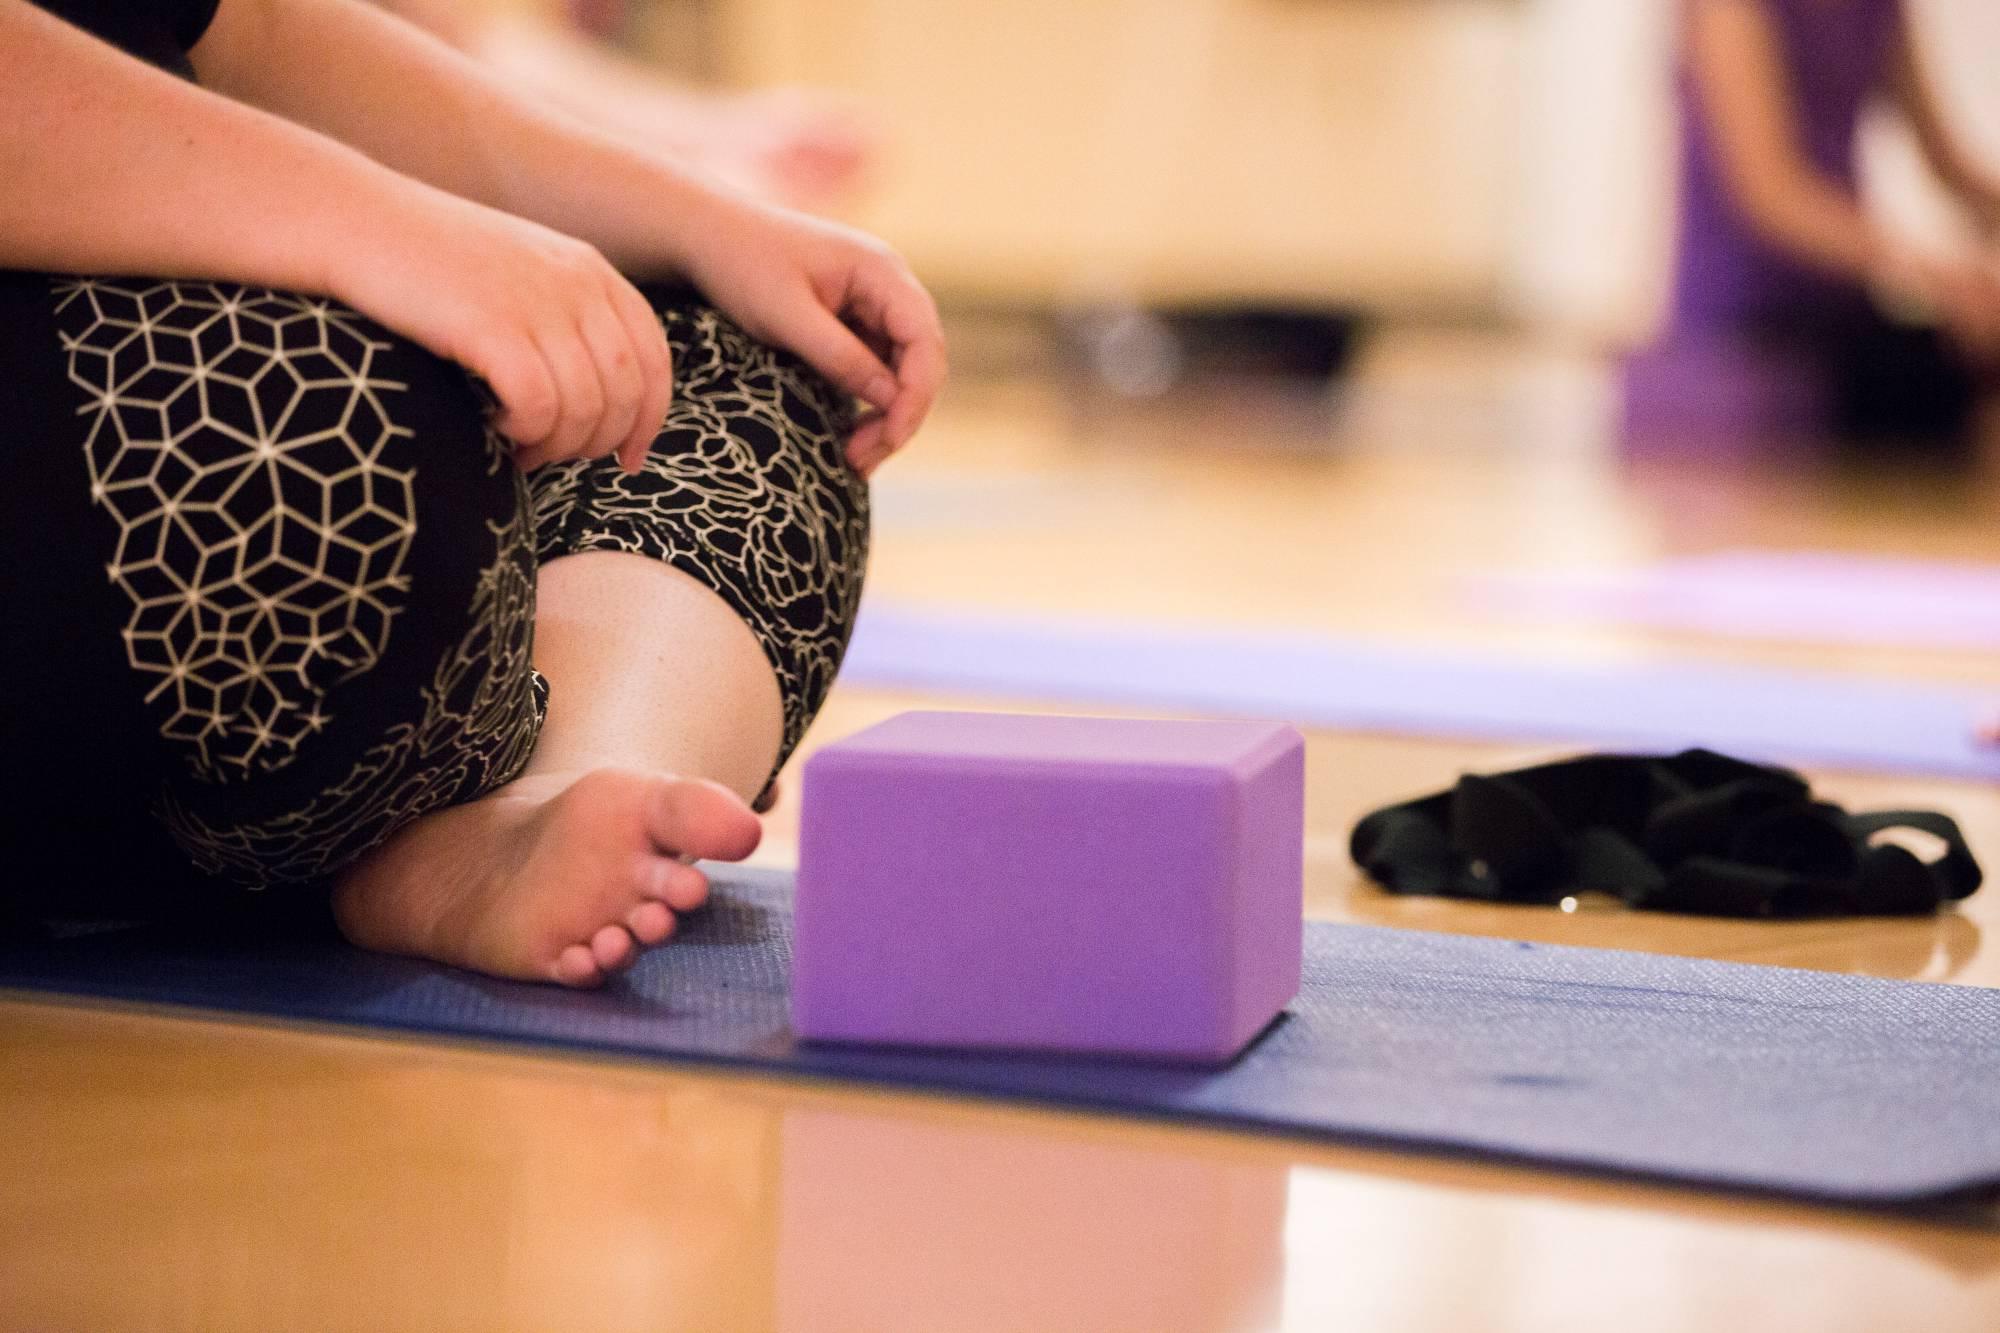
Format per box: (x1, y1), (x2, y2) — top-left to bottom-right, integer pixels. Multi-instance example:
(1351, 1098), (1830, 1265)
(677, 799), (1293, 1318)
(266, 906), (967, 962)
(4, 371), (1999, 1330)
(4, 1000), (1998, 1332)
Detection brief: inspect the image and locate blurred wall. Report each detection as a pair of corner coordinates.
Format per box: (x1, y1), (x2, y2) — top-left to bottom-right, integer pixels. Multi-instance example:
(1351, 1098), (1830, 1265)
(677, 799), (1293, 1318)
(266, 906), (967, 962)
(1504, 0), (1675, 344)
(711, 0), (1520, 312)
(698, 0), (1998, 338)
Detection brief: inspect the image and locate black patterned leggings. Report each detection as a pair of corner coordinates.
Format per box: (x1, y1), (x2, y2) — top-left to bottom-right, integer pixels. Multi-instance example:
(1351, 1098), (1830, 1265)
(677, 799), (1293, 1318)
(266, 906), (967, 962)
(0, 272), (867, 904)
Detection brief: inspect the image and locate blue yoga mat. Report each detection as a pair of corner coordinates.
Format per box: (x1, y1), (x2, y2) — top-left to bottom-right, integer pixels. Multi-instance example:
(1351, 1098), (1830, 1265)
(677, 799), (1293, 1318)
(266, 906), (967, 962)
(5, 867), (1998, 1207)
(838, 604), (2000, 780)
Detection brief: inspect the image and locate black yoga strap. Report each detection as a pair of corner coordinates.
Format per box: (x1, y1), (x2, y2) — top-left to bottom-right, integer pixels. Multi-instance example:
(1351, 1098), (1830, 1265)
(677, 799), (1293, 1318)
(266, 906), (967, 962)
(1350, 749), (1983, 918)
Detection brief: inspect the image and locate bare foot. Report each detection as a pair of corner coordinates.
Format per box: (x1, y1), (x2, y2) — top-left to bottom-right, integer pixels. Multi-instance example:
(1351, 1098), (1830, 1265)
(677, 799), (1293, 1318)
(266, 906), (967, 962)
(332, 768), (761, 987)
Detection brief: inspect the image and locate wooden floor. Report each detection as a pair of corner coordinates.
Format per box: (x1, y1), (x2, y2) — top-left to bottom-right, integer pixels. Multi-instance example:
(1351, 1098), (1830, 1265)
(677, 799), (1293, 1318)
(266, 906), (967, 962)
(5, 365), (1999, 1331)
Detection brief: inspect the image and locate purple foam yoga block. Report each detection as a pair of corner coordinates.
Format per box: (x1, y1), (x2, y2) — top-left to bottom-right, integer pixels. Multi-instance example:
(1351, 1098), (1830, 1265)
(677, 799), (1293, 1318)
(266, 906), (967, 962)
(792, 711), (1305, 1063)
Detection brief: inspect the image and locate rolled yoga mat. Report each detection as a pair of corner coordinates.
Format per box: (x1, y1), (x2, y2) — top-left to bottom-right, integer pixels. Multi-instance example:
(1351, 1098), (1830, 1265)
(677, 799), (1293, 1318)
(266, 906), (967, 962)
(836, 604), (2000, 781)
(5, 867), (1999, 1208)
(1473, 551), (2000, 654)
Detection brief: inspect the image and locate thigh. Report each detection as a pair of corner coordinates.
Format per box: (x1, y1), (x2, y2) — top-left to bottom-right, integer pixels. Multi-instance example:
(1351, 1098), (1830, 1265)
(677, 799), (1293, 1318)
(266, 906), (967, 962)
(0, 273), (546, 903)
(528, 285), (869, 771)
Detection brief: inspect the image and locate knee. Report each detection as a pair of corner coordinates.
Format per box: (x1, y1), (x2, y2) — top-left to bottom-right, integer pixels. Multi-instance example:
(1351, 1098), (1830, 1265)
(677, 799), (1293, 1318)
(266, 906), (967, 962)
(537, 290), (870, 763)
(664, 299), (871, 751)
(649, 289), (861, 484)
(95, 287), (546, 885)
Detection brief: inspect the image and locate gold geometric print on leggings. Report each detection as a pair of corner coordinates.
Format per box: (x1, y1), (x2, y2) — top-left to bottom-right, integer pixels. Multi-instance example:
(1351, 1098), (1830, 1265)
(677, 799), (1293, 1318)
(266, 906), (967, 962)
(53, 279), (418, 784)
(157, 504), (547, 889)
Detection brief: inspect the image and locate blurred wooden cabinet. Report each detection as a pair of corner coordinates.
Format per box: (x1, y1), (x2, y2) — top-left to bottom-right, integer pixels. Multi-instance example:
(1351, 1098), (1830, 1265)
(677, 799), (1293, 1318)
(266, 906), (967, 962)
(699, 0), (1524, 311)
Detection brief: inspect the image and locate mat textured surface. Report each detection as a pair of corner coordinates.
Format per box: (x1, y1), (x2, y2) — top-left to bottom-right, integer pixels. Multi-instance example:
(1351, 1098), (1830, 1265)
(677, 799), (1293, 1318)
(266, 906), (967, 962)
(837, 604), (1999, 780)
(5, 868), (1998, 1206)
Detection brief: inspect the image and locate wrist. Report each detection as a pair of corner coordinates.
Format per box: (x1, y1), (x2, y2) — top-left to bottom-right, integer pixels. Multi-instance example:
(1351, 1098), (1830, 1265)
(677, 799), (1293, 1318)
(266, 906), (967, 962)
(652, 176), (741, 275)
(617, 162), (748, 280)
(309, 164), (461, 304)
(1864, 237), (1945, 302)
(547, 134), (756, 279)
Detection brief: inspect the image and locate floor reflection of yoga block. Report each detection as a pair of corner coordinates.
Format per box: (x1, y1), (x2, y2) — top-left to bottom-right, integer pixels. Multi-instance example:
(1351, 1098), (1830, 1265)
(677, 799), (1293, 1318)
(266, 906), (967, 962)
(792, 710), (1305, 1062)
(774, 1105), (1287, 1333)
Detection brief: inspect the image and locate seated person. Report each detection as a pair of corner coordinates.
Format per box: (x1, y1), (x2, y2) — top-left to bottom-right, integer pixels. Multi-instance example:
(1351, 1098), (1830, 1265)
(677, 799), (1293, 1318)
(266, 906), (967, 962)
(1624, 0), (2000, 453)
(0, 0), (945, 986)
(380, 0), (874, 209)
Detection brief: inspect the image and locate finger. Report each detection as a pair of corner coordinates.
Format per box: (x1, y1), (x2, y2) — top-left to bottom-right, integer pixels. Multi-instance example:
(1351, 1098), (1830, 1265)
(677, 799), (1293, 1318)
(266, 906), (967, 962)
(857, 439), (897, 480)
(788, 302), (898, 412)
(854, 422), (906, 479)
(844, 412), (889, 476)
(884, 321), (947, 450)
(609, 282), (674, 474)
(847, 266), (947, 450)
(576, 299), (647, 464)
(534, 324), (607, 464)
(855, 446), (894, 481)
(484, 341), (562, 450)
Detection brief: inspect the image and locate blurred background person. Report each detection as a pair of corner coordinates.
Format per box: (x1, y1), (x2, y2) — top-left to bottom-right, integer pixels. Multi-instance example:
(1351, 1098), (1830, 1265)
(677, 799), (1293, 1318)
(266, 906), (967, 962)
(379, 0), (873, 208)
(1623, 0), (2000, 459)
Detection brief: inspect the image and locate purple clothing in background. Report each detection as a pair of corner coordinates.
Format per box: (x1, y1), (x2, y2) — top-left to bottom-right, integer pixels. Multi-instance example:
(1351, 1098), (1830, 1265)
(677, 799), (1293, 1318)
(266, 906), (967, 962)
(1666, 0), (1901, 335)
(1622, 0), (1929, 451)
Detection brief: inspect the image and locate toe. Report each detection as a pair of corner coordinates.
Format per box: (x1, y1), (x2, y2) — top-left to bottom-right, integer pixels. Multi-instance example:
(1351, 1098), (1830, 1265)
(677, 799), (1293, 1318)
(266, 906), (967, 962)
(627, 899), (675, 945)
(646, 778), (763, 864)
(642, 857), (710, 914)
(554, 943), (603, 988)
(591, 922), (637, 973)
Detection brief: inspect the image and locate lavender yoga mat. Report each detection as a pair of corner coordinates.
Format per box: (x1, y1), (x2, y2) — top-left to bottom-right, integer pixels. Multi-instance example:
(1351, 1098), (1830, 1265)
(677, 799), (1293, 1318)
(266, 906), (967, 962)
(836, 605), (1999, 781)
(1475, 551), (2000, 653)
(4, 867), (1999, 1206)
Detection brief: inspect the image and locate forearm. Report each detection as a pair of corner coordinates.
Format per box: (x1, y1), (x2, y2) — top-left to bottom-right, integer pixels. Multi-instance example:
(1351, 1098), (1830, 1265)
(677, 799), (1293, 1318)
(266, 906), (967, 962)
(1728, 168), (1889, 284)
(199, 0), (725, 274)
(1684, 0), (1891, 285)
(0, 0), (430, 289)
(474, 10), (716, 133)
(1922, 150), (2000, 241)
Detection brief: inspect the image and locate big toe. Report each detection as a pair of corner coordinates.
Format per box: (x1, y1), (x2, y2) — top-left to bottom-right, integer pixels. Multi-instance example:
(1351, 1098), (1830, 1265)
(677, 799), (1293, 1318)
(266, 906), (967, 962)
(646, 778), (763, 863)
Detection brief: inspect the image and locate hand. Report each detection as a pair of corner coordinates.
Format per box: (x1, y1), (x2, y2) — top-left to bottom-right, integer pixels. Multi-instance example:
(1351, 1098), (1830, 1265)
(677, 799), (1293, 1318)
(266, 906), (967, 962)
(1936, 264), (2000, 365)
(670, 194), (946, 478)
(327, 185), (673, 473)
(1898, 253), (2000, 366)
